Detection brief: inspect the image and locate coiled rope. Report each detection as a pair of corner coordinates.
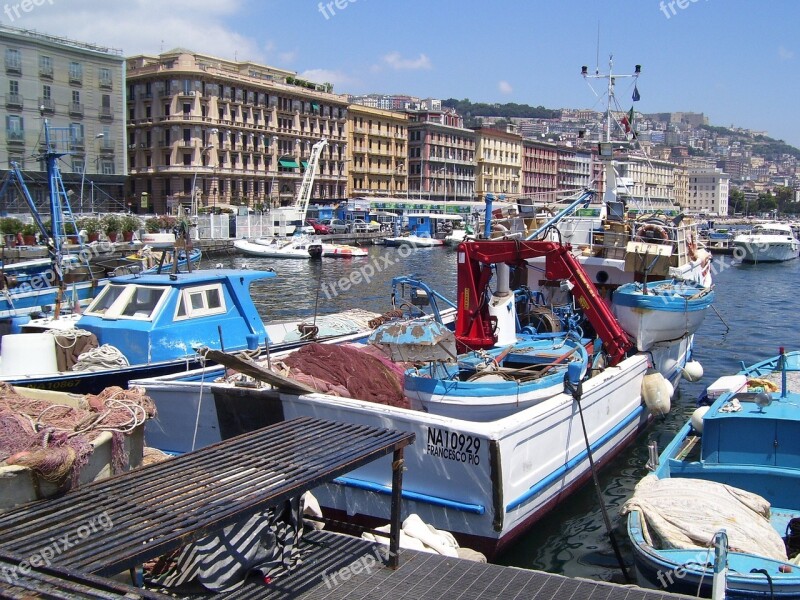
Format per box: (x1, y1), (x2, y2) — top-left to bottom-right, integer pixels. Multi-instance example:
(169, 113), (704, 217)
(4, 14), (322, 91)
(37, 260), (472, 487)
(72, 345), (130, 372)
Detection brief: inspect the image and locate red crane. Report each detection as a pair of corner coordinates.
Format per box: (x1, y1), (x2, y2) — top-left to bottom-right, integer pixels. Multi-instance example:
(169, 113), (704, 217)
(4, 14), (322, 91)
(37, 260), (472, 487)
(454, 239), (633, 366)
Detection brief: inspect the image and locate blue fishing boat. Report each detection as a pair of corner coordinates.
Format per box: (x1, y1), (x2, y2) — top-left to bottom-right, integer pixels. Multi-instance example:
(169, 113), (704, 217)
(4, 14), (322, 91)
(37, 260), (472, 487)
(0, 269), (379, 394)
(611, 279), (715, 352)
(623, 349), (800, 598)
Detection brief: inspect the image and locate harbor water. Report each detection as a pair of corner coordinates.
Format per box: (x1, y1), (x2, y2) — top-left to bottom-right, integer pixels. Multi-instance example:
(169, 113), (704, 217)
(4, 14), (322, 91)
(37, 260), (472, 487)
(203, 246), (800, 584)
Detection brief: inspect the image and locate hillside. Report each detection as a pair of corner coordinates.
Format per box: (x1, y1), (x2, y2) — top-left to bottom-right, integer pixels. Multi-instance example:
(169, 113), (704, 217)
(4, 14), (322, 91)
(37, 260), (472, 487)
(441, 98), (560, 126)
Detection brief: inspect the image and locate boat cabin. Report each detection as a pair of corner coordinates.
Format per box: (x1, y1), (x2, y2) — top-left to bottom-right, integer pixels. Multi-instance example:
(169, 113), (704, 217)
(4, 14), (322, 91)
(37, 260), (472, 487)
(76, 270), (273, 365)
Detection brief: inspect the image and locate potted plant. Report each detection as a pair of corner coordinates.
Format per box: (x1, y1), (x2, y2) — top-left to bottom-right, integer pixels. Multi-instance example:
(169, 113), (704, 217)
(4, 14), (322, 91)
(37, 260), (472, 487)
(101, 214), (121, 242)
(0, 217), (24, 247)
(20, 223), (39, 246)
(64, 221), (79, 244)
(144, 217), (161, 234)
(120, 214), (141, 242)
(78, 217), (102, 243)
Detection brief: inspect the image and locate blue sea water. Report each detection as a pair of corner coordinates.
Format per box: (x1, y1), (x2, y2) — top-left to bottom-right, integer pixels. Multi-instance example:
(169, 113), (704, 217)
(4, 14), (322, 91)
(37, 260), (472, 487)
(203, 247), (800, 583)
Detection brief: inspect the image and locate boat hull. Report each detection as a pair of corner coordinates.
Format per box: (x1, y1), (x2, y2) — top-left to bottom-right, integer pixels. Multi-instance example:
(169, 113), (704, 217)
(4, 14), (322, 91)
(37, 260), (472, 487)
(234, 238), (322, 258)
(732, 238), (800, 262)
(133, 353), (650, 558)
(382, 236), (443, 248)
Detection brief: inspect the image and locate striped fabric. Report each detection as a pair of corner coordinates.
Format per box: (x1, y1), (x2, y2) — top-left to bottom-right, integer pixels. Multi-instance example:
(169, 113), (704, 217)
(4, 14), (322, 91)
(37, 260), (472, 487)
(152, 497), (302, 592)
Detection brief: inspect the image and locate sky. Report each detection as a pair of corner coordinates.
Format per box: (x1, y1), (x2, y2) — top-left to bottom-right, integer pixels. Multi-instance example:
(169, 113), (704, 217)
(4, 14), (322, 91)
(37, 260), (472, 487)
(5, 0), (799, 147)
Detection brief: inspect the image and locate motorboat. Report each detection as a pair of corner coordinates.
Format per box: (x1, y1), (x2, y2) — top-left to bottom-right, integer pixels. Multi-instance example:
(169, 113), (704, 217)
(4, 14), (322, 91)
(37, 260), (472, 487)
(382, 234), (444, 248)
(321, 243), (368, 258)
(233, 236), (322, 259)
(623, 349), (800, 598)
(732, 222), (800, 262)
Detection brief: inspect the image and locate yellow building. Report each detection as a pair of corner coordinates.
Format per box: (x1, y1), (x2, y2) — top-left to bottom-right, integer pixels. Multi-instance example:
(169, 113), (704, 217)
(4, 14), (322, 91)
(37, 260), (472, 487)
(473, 127), (522, 199)
(126, 49), (349, 213)
(347, 105), (408, 197)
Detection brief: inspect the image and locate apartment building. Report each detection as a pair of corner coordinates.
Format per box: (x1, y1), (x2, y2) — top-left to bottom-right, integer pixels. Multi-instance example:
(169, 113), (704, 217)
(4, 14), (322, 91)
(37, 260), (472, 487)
(0, 25), (126, 212)
(687, 167), (730, 215)
(406, 108), (475, 202)
(556, 147), (591, 197)
(125, 49), (349, 213)
(347, 104), (408, 198)
(615, 155), (677, 209)
(473, 126), (521, 199)
(521, 139), (558, 203)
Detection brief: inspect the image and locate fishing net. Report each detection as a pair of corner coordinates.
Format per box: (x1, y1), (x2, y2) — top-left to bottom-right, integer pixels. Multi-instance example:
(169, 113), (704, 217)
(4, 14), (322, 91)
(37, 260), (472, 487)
(274, 343), (409, 408)
(0, 384), (156, 490)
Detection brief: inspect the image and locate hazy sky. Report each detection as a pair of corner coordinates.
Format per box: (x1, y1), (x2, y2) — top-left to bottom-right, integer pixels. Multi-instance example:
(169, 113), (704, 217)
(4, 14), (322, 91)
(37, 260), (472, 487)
(7, 0), (799, 146)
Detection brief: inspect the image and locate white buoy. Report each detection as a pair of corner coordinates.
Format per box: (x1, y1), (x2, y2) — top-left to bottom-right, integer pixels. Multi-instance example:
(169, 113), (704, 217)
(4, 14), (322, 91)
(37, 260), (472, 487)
(691, 406), (710, 433)
(682, 360), (704, 382)
(642, 369), (672, 416)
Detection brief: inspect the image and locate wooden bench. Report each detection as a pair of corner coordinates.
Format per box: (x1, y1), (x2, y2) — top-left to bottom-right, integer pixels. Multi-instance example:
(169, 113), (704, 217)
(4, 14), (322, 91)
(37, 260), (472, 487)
(0, 417), (414, 576)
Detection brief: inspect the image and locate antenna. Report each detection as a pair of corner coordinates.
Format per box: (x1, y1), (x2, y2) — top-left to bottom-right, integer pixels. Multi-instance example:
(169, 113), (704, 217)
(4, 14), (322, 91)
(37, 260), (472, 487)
(595, 23), (600, 75)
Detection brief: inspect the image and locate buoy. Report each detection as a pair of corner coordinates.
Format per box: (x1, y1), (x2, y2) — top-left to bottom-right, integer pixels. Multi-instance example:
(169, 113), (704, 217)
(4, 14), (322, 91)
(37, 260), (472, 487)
(642, 369), (672, 416)
(682, 360), (704, 382)
(691, 406), (710, 433)
(663, 378), (675, 400)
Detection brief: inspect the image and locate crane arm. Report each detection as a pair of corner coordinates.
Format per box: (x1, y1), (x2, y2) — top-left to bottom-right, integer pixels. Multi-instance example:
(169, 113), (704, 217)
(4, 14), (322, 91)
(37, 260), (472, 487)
(454, 239), (633, 365)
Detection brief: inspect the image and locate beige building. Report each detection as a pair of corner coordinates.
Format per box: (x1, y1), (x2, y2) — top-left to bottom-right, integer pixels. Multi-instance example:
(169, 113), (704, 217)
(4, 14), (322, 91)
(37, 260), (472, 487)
(473, 126), (521, 199)
(616, 155), (677, 208)
(347, 105), (408, 197)
(673, 164), (689, 210)
(687, 167), (730, 215)
(125, 49), (349, 213)
(1, 24), (126, 212)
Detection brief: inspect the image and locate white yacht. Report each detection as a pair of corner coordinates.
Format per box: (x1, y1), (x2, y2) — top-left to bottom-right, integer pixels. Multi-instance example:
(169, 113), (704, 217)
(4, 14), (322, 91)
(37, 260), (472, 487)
(732, 222), (800, 262)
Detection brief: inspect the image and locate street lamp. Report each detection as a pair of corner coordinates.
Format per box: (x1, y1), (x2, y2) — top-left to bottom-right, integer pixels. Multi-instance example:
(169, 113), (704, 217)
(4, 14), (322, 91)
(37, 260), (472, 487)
(191, 128), (218, 215)
(80, 133), (104, 214)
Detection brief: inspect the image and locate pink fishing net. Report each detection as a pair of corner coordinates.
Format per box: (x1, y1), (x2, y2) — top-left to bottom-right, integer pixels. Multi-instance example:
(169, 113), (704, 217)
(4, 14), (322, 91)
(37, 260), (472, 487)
(0, 384), (156, 490)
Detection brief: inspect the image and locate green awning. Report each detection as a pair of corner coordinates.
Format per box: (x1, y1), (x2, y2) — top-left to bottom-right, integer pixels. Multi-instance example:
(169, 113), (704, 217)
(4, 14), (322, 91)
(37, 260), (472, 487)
(301, 161), (309, 169)
(312, 102), (320, 111)
(279, 159), (299, 168)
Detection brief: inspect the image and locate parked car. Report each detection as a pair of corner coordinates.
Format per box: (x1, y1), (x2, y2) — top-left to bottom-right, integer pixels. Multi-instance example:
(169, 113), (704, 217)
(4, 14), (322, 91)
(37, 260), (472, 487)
(306, 219), (330, 235)
(347, 219), (382, 233)
(320, 219), (348, 234)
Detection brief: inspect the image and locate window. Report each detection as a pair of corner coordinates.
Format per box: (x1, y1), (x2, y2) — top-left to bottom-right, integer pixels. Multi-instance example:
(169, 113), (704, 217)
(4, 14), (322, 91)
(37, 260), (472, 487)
(72, 90), (80, 104)
(68, 61), (83, 83)
(69, 122), (84, 145)
(42, 85), (51, 100)
(100, 159), (115, 175)
(174, 284), (226, 320)
(98, 67), (112, 88)
(85, 284), (167, 320)
(39, 55), (53, 78)
(5, 115), (23, 141)
(5, 48), (21, 73)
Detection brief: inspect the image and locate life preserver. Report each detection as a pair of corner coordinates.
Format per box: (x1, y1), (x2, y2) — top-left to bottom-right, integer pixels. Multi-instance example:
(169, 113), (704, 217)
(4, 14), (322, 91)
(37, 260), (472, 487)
(635, 222), (670, 244)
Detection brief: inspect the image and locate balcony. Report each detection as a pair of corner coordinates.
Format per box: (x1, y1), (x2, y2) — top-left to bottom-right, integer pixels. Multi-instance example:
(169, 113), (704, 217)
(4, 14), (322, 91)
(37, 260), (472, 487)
(5, 94), (23, 110)
(5, 59), (21, 75)
(6, 130), (24, 145)
(38, 97), (55, 113)
(99, 106), (114, 121)
(99, 77), (113, 90)
(69, 73), (83, 85)
(100, 141), (115, 154)
(39, 66), (53, 79)
(69, 103), (84, 117)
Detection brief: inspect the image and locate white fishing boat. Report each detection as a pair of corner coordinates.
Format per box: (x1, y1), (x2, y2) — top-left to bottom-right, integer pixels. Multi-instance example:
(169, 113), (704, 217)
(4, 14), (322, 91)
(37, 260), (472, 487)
(611, 279), (715, 351)
(233, 236), (322, 259)
(732, 222), (800, 263)
(133, 230), (676, 558)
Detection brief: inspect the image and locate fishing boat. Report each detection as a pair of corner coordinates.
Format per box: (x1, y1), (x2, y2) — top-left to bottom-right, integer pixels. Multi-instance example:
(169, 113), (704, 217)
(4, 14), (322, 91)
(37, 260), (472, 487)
(233, 236), (323, 259)
(132, 218), (676, 558)
(611, 279), (715, 351)
(0, 269), (380, 394)
(321, 242), (368, 257)
(732, 222), (800, 263)
(623, 349), (800, 598)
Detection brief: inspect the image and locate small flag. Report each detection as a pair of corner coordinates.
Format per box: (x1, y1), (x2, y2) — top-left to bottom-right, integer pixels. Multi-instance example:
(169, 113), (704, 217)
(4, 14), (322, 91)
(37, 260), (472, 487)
(632, 84), (641, 102)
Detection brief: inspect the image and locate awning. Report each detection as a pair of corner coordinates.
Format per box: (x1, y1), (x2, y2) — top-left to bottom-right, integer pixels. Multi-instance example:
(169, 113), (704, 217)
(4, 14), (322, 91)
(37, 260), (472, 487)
(279, 159), (298, 168)
(311, 102), (319, 111)
(301, 161), (308, 169)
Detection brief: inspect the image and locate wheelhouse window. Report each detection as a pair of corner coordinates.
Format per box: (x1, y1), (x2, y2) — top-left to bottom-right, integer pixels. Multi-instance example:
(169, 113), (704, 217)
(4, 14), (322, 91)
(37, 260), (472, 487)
(174, 284), (226, 320)
(85, 284), (167, 320)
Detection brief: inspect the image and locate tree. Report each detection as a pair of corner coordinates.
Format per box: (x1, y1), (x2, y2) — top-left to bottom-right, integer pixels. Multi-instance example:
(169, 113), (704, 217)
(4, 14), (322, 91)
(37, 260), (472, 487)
(728, 188), (745, 214)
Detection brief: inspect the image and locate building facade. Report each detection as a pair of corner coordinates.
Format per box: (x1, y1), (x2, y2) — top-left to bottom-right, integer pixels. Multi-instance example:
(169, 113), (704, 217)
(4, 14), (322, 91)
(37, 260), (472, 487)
(473, 126), (521, 199)
(406, 108), (475, 202)
(687, 167), (730, 215)
(1, 25), (126, 213)
(347, 105), (408, 198)
(125, 49), (349, 213)
(521, 139), (558, 203)
(556, 147), (591, 197)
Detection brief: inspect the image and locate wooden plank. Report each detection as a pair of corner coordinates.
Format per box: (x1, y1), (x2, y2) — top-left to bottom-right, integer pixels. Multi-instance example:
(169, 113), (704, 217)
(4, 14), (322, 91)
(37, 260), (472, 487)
(200, 347), (318, 394)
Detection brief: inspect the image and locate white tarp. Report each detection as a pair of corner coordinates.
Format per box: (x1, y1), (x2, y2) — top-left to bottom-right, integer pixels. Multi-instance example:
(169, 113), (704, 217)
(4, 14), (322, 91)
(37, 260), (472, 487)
(620, 475), (787, 561)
